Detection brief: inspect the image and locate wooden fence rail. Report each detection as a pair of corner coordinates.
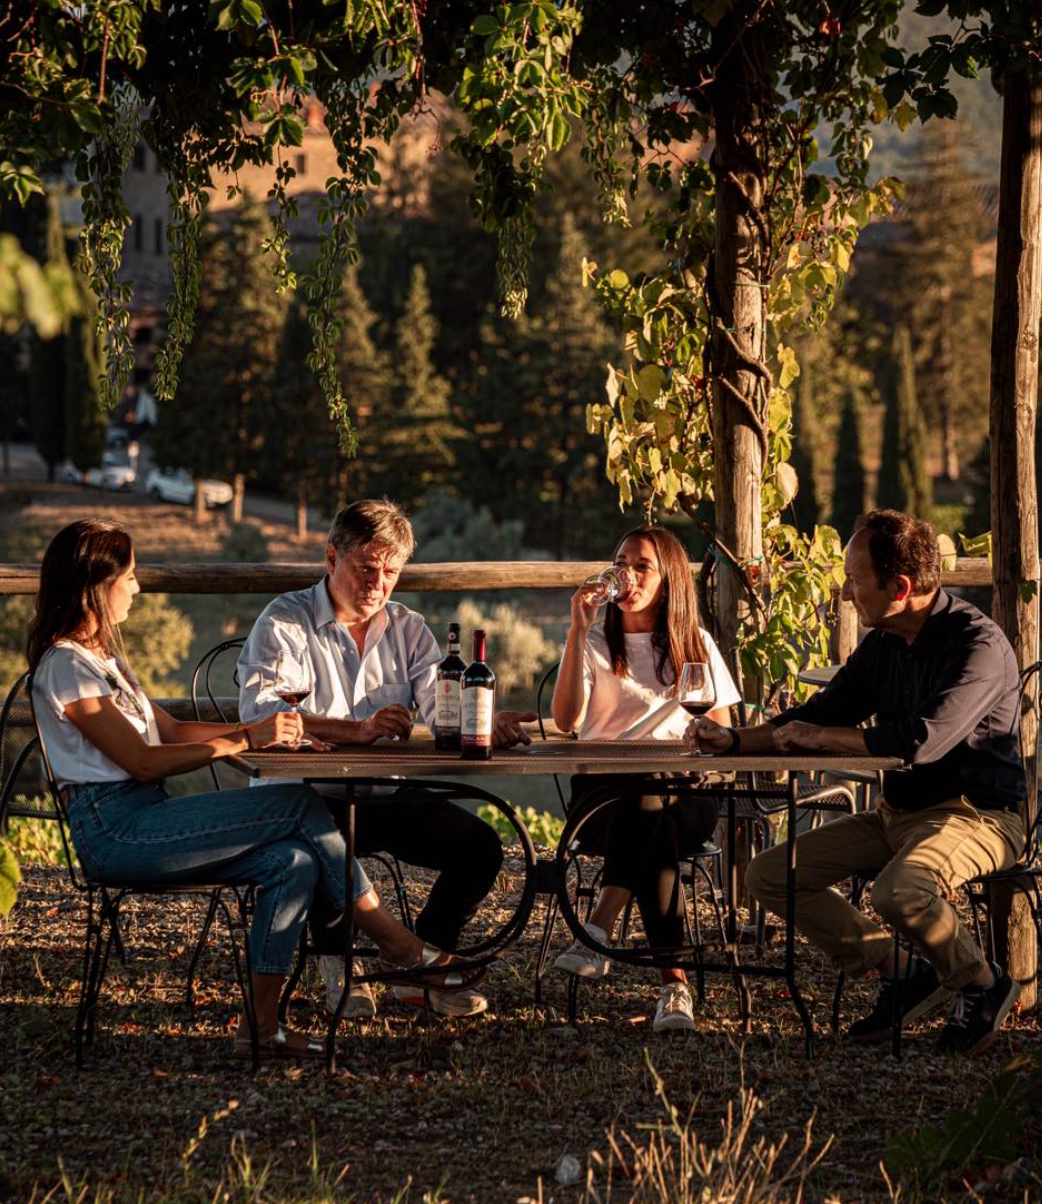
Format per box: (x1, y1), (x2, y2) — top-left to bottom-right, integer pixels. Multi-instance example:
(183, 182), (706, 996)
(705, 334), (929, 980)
(0, 556), (1006, 596)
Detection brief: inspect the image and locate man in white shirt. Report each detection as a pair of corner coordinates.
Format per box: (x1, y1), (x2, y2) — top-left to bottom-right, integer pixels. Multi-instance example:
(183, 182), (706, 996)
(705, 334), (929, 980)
(238, 499), (535, 1019)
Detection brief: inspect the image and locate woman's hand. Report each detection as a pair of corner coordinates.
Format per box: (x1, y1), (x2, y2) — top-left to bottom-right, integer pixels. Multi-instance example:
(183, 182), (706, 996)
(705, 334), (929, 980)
(247, 710), (304, 749)
(568, 583), (601, 636)
(687, 716), (735, 755)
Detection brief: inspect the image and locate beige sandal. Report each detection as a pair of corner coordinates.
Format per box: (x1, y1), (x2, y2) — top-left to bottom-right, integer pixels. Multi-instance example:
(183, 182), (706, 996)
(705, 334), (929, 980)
(379, 942), (486, 993)
(233, 1023), (323, 1061)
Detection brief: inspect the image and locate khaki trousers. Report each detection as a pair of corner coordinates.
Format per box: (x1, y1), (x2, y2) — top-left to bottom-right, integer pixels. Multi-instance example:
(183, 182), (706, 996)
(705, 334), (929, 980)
(745, 796), (1025, 990)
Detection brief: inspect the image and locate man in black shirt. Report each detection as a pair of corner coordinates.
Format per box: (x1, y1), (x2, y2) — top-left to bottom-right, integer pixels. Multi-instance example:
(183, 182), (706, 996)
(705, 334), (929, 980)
(697, 510), (1026, 1054)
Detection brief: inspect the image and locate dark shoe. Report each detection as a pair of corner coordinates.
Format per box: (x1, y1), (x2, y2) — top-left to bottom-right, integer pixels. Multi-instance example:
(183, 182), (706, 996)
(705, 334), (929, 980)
(938, 965), (1020, 1055)
(847, 958), (950, 1043)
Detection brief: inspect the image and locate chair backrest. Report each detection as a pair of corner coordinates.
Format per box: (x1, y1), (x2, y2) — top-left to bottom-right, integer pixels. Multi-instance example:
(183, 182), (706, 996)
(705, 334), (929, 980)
(190, 637), (246, 791)
(0, 671), (58, 824)
(21, 671), (86, 889)
(1016, 659), (1042, 864)
(535, 660), (559, 742)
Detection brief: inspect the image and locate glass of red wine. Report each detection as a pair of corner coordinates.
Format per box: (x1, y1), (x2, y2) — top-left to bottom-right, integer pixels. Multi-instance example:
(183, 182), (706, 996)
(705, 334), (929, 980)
(678, 661), (716, 757)
(274, 648), (313, 749)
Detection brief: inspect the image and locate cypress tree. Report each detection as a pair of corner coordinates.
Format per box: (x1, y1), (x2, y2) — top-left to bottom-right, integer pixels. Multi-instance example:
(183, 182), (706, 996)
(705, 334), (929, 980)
(152, 194), (288, 516)
(788, 360), (821, 533)
(28, 193), (69, 479)
(830, 392), (867, 540)
(367, 263), (455, 507)
(876, 325), (932, 520)
(64, 270), (107, 473)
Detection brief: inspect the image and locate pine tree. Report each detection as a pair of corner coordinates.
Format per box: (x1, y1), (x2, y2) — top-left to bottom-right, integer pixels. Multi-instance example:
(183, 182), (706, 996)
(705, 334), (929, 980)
(877, 325), (932, 520)
(366, 263), (455, 507)
(28, 193), (69, 479)
(893, 119), (992, 481)
(152, 194), (288, 517)
(268, 293), (349, 537)
(459, 214), (620, 555)
(831, 392), (867, 540)
(64, 269), (107, 473)
(788, 360), (821, 534)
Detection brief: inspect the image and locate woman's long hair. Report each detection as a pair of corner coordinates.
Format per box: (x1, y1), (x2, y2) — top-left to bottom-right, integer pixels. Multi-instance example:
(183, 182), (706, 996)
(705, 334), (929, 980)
(26, 519), (134, 670)
(604, 525), (708, 690)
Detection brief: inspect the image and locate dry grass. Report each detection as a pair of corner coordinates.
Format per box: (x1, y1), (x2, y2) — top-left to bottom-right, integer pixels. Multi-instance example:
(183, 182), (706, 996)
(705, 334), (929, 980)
(2, 854), (1041, 1204)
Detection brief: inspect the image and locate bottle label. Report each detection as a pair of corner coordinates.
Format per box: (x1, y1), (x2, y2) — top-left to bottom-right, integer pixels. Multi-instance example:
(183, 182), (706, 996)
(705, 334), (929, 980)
(461, 686), (494, 743)
(435, 679), (461, 728)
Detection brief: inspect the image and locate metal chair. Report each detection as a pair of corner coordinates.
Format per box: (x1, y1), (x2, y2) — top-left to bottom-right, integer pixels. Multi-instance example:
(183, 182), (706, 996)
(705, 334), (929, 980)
(530, 661), (728, 1021)
(831, 659), (1042, 1057)
(4, 670), (260, 1068)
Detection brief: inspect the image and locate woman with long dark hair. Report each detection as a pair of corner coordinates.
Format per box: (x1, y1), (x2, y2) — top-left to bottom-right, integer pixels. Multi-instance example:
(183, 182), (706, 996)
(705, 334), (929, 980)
(550, 525), (740, 1032)
(28, 519), (482, 1059)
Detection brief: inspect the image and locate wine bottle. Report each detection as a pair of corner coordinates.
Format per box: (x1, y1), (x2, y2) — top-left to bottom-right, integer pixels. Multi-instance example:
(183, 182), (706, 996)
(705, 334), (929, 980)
(461, 628), (495, 760)
(434, 622), (466, 751)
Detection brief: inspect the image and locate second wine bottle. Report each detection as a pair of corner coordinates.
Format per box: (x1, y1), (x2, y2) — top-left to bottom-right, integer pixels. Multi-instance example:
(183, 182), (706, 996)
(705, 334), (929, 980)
(461, 627), (495, 760)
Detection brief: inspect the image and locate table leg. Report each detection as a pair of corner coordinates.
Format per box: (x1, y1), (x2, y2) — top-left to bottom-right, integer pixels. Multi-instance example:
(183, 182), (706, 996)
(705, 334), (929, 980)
(784, 770), (814, 1057)
(725, 788), (752, 1031)
(326, 783), (356, 1073)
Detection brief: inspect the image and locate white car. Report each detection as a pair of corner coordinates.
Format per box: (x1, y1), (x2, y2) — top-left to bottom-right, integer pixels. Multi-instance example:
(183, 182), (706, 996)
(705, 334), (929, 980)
(58, 461), (136, 490)
(146, 467), (233, 508)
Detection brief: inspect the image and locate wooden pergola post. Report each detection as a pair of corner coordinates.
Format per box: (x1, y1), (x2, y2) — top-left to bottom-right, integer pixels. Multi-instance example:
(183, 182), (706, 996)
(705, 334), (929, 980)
(989, 72), (1042, 1012)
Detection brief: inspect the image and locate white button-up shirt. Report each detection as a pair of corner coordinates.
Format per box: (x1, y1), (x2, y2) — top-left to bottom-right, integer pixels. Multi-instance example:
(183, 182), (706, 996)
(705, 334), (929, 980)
(237, 578), (442, 729)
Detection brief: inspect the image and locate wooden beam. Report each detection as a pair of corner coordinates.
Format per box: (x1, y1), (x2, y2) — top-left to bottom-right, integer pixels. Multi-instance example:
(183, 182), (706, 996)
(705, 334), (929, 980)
(0, 556), (1015, 596)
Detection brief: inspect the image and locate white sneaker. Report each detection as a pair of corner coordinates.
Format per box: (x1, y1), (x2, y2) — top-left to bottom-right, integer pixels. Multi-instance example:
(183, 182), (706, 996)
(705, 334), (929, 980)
(319, 955), (377, 1019)
(553, 923), (611, 979)
(653, 983), (696, 1033)
(392, 983), (489, 1018)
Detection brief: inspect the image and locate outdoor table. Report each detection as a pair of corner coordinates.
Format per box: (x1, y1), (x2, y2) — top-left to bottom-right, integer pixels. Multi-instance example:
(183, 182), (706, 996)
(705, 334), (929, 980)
(234, 737), (899, 1060)
(234, 732), (546, 1070)
(796, 664), (841, 687)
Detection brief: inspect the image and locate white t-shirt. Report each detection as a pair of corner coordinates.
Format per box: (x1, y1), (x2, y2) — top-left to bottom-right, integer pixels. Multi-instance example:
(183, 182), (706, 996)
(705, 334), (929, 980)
(33, 641), (160, 787)
(573, 625), (741, 741)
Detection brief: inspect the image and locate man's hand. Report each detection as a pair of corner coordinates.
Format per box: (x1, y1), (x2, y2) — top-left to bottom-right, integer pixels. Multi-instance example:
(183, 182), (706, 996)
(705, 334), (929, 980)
(772, 720), (828, 752)
(359, 704), (413, 744)
(494, 710), (538, 747)
(687, 716), (735, 755)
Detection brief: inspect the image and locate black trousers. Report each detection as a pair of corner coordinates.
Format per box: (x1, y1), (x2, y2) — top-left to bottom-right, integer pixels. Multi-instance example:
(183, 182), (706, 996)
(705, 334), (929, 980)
(308, 789), (504, 954)
(570, 775), (720, 952)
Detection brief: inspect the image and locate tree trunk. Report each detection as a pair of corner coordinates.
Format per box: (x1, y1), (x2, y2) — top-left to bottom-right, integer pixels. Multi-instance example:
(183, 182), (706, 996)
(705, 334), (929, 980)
(989, 73), (1042, 1011)
(194, 480), (207, 525)
(709, 19), (769, 664)
(232, 473), (245, 525)
(296, 487), (308, 542)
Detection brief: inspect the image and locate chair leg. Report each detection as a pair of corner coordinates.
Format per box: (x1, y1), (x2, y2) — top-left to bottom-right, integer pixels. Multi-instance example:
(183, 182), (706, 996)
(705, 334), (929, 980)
(891, 934), (914, 1060)
(185, 889), (221, 1010)
(566, 972), (580, 1026)
(75, 888), (103, 1068)
(279, 927), (309, 1026)
(534, 893), (560, 1005)
(84, 890), (122, 1052)
(221, 887), (259, 1071)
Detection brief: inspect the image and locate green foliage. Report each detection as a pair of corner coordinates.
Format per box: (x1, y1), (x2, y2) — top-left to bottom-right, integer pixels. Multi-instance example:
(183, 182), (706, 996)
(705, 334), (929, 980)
(3, 815), (74, 869)
(885, 1051), (1042, 1198)
(0, 839), (21, 917)
(477, 804), (564, 849)
(831, 394), (869, 542)
(64, 266), (108, 472)
(876, 325), (932, 520)
(455, 598), (556, 700)
(366, 263), (456, 508)
(120, 594), (195, 697)
(152, 195), (289, 485)
(410, 490), (524, 565)
(219, 523), (270, 564)
(28, 194), (72, 477)
(788, 364), (821, 534)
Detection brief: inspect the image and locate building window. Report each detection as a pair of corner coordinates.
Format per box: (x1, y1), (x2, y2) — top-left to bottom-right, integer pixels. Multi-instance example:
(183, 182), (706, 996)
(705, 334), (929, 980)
(294, 153), (307, 177)
(132, 144), (146, 172)
(133, 215), (143, 252)
(154, 218), (163, 255)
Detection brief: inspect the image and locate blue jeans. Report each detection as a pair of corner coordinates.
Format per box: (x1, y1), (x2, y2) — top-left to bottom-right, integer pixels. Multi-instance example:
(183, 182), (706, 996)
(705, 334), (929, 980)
(66, 779), (371, 975)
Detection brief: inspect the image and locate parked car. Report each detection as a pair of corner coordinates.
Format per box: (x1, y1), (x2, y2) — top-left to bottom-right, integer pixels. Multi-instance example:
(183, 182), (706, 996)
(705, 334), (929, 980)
(146, 467), (233, 508)
(58, 461), (136, 491)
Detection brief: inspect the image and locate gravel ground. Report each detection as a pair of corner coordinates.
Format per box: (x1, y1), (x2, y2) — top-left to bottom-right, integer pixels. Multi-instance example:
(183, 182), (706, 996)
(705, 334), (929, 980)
(2, 854), (1040, 1204)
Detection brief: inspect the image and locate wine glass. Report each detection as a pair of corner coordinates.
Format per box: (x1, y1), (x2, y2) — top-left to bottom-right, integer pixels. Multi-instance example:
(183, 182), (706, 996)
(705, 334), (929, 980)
(274, 648), (313, 749)
(581, 566), (630, 605)
(678, 661), (716, 757)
